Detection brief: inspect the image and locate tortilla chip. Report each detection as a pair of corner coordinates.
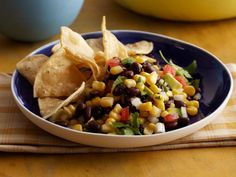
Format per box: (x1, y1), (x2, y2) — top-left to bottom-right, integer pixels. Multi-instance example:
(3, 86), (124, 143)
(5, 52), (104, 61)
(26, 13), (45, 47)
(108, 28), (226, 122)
(86, 38), (104, 53)
(42, 82), (85, 119)
(126, 40), (154, 55)
(60, 26), (100, 79)
(38, 98), (64, 117)
(16, 54), (49, 85)
(101, 16), (128, 60)
(34, 49), (88, 98)
(51, 43), (61, 53)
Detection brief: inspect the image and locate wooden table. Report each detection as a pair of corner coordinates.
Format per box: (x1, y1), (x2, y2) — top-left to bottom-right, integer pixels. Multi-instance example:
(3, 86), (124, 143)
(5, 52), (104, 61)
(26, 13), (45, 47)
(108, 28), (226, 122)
(0, 0), (235, 176)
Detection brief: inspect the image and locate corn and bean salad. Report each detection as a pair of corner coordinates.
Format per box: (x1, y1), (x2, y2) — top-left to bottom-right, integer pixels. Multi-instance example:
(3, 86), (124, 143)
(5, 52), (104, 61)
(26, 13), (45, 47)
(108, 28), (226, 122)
(49, 53), (201, 135)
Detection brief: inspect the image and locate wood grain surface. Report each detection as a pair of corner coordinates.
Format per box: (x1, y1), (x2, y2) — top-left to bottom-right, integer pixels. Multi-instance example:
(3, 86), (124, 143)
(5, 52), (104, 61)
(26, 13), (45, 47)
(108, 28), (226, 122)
(0, 0), (236, 176)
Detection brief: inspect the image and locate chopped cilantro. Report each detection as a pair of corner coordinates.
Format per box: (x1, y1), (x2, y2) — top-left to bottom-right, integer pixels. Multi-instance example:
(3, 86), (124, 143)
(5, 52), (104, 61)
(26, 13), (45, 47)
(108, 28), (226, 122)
(121, 57), (135, 65)
(185, 60), (197, 75)
(111, 76), (126, 92)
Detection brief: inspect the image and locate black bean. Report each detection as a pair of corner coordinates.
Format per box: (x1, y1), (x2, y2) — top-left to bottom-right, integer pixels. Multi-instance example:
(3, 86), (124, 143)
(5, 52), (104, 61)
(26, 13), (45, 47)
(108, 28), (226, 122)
(103, 72), (110, 83)
(104, 80), (113, 94)
(121, 70), (134, 78)
(92, 106), (104, 119)
(128, 87), (140, 97)
(120, 95), (130, 107)
(129, 105), (137, 113)
(143, 62), (155, 73)
(178, 117), (190, 128)
(89, 90), (101, 98)
(131, 62), (141, 74)
(86, 119), (100, 133)
(174, 100), (186, 108)
(74, 103), (86, 117)
(165, 121), (178, 131)
(113, 84), (126, 96)
(83, 106), (92, 121)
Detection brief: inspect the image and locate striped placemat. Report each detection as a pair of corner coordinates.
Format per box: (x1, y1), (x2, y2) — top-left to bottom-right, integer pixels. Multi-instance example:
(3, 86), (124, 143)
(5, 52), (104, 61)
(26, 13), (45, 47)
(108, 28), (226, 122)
(0, 64), (235, 153)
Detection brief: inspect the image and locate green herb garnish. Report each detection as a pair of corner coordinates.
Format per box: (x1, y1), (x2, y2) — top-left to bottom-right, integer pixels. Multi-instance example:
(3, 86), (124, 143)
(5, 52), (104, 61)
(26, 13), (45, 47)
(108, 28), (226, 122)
(192, 79), (200, 89)
(185, 60), (197, 75)
(111, 76), (126, 92)
(121, 57), (135, 65)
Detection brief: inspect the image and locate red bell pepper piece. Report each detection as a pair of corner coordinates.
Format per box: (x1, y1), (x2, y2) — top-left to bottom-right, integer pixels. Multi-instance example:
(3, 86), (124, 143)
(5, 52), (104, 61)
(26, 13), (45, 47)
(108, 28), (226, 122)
(107, 57), (121, 67)
(120, 106), (130, 122)
(163, 64), (176, 76)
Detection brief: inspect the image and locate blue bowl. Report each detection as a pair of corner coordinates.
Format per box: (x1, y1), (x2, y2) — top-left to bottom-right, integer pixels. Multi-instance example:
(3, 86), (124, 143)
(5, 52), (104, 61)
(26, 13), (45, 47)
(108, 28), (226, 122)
(0, 0), (84, 41)
(11, 31), (233, 147)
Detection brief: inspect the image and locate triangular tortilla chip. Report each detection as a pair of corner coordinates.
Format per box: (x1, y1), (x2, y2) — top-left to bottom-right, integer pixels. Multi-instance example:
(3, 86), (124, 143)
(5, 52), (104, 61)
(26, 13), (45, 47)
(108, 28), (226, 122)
(101, 16), (128, 60)
(60, 26), (100, 79)
(38, 98), (64, 117)
(86, 38), (104, 53)
(16, 54), (49, 85)
(126, 40), (154, 55)
(41, 82), (85, 119)
(34, 49), (88, 98)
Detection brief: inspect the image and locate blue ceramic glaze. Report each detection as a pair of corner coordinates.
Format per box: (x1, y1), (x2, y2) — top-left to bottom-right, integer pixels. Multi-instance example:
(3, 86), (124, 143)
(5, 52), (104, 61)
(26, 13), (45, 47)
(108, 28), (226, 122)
(0, 0), (84, 41)
(12, 31), (232, 127)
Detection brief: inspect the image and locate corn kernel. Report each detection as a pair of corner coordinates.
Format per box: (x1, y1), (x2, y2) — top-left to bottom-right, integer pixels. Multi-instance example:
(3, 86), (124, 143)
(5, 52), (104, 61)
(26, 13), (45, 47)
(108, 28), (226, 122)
(63, 104), (76, 118)
(106, 117), (116, 125)
(153, 93), (164, 102)
(187, 100), (199, 108)
(153, 65), (159, 71)
(86, 100), (92, 106)
(71, 124), (83, 131)
(147, 123), (156, 131)
(184, 85), (196, 96)
(134, 74), (146, 83)
(149, 84), (161, 94)
(139, 102), (153, 112)
(100, 97), (114, 107)
(110, 65), (123, 75)
(154, 99), (165, 111)
(139, 117), (146, 124)
(161, 111), (169, 118)
(139, 111), (149, 118)
(140, 72), (150, 78)
(143, 127), (154, 135)
(113, 104), (122, 113)
(109, 111), (121, 121)
(91, 97), (101, 106)
(146, 71), (158, 85)
(144, 86), (154, 96)
(124, 79), (136, 88)
(170, 103), (175, 108)
(187, 106), (198, 116)
(101, 124), (113, 133)
(135, 56), (147, 63)
(149, 105), (161, 117)
(172, 88), (184, 95)
(92, 81), (105, 92)
(136, 82), (145, 91)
